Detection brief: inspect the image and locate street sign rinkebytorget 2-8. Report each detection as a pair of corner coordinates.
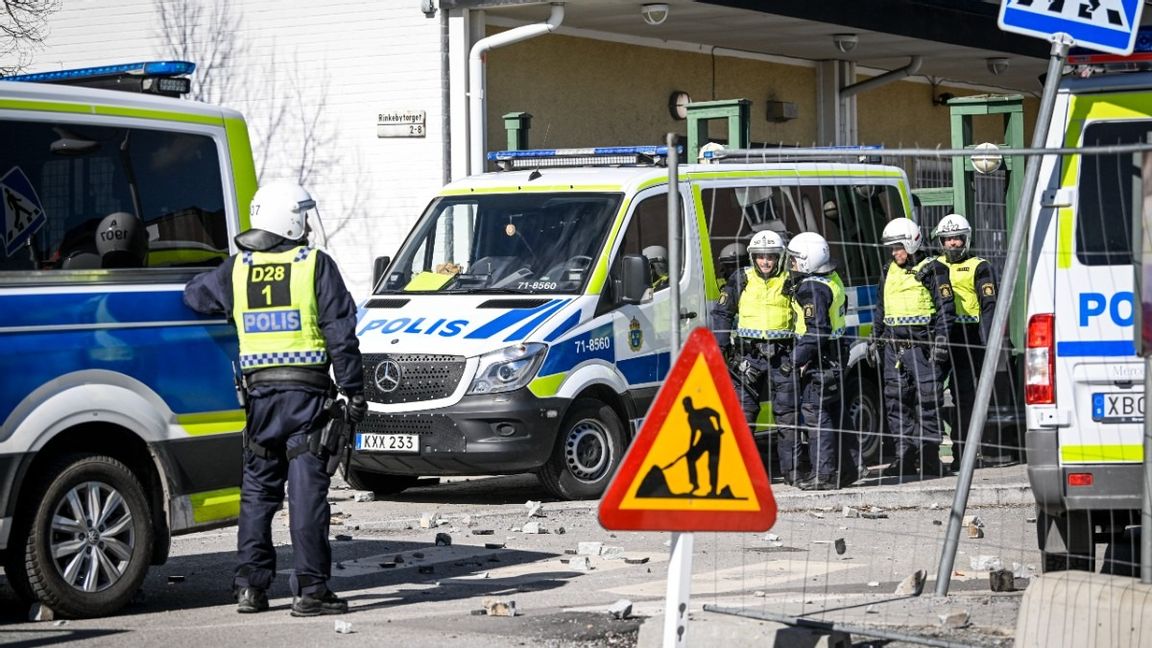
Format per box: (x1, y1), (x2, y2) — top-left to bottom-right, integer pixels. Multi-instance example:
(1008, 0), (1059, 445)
(598, 327), (776, 532)
(999, 0), (1145, 55)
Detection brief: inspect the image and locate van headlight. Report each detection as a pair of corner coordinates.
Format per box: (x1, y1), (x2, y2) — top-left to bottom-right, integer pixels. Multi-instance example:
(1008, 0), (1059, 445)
(467, 343), (548, 395)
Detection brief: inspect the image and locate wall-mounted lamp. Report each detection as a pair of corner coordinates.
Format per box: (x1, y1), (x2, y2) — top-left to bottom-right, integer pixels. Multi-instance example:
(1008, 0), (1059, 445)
(833, 33), (858, 54)
(986, 57), (1009, 76)
(668, 90), (691, 120)
(642, 3), (669, 26)
(933, 92), (955, 106)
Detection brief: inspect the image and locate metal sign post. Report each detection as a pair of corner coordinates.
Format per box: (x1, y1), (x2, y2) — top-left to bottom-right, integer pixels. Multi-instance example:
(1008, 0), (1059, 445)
(1139, 151), (1152, 584)
(663, 132), (692, 647)
(933, 32), (1072, 596)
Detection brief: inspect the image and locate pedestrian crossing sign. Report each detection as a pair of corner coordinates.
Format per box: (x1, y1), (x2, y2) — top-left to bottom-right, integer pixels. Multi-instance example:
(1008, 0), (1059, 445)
(999, 0), (1144, 56)
(598, 327), (776, 532)
(2, 167), (46, 257)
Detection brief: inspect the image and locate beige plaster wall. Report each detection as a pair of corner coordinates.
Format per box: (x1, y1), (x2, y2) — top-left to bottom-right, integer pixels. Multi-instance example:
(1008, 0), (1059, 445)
(485, 29), (1038, 152)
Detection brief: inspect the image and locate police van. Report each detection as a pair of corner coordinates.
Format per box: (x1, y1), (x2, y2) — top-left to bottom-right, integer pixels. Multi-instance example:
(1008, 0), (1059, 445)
(1025, 45), (1152, 572)
(0, 62), (255, 616)
(351, 146), (914, 500)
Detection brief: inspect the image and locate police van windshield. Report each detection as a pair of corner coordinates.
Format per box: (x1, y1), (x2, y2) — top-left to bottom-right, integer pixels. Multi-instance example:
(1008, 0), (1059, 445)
(379, 193), (621, 295)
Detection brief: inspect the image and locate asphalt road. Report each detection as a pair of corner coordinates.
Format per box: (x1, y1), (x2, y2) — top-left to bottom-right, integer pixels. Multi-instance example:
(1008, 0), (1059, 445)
(1, 466), (1039, 647)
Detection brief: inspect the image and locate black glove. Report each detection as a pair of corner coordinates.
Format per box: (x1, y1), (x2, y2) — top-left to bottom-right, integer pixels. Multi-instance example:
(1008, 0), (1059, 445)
(931, 335), (950, 364)
(739, 358), (763, 384)
(347, 394), (368, 424)
(778, 356), (793, 377)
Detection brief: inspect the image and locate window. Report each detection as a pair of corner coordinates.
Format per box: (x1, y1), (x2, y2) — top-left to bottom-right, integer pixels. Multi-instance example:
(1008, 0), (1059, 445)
(1076, 120), (1149, 266)
(0, 120), (227, 273)
(699, 185), (800, 273)
(814, 183), (901, 287)
(617, 192), (685, 292)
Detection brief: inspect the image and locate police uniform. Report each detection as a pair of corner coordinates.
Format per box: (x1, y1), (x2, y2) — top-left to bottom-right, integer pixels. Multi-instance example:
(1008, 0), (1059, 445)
(873, 254), (956, 478)
(712, 266), (798, 480)
(938, 253), (996, 463)
(184, 241), (363, 605)
(791, 271), (856, 489)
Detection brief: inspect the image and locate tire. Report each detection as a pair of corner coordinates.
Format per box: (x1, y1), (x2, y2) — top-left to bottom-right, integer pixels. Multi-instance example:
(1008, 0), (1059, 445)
(24, 454), (154, 618)
(1037, 510), (1095, 574)
(538, 398), (626, 501)
(843, 369), (886, 466)
(3, 533), (34, 605)
(344, 467), (419, 495)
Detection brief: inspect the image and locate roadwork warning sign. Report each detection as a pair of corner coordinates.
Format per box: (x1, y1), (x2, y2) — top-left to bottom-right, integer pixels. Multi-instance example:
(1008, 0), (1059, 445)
(598, 327), (776, 532)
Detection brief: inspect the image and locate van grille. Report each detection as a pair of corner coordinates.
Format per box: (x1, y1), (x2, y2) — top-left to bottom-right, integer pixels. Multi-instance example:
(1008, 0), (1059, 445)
(362, 353), (465, 404)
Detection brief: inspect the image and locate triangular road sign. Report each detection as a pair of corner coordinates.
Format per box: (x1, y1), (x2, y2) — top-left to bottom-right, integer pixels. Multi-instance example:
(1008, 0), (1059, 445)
(599, 327), (776, 532)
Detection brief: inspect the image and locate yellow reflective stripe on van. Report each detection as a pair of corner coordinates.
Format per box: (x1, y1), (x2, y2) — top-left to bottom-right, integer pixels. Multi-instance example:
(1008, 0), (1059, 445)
(225, 116), (258, 232)
(586, 194), (633, 295)
(176, 410), (245, 436)
(0, 97), (223, 125)
(693, 185), (720, 301)
(528, 373), (566, 398)
(1060, 444), (1144, 463)
(190, 487), (241, 524)
(1057, 92), (1152, 268)
(681, 169), (907, 181)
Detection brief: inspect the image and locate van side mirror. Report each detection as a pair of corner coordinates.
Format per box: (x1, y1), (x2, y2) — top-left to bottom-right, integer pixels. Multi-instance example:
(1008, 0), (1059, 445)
(617, 254), (648, 304)
(372, 256), (391, 288)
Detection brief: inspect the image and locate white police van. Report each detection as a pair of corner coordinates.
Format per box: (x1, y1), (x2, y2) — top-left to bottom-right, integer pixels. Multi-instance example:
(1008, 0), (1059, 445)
(1025, 43), (1152, 573)
(0, 62), (255, 616)
(351, 146), (914, 500)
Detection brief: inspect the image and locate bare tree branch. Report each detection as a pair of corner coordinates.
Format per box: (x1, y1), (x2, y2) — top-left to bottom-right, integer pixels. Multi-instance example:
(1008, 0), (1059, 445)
(0, 0), (60, 76)
(154, 0), (242, 104)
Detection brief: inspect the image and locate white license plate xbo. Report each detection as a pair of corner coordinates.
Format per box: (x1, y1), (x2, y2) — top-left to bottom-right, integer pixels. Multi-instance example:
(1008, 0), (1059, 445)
(1091, 392), (1144, 423)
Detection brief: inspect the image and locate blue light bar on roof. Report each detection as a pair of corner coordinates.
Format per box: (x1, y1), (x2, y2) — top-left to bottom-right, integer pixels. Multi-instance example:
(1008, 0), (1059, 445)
(487, 145), (674, 161)
(2, 60), (196, 83)
(1069, 27), (1152, 65)
(702, 144), (884, 163)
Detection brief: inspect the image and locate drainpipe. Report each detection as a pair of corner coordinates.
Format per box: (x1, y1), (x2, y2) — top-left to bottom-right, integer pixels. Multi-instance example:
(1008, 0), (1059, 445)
(839, 56), (923, 99)
(468, 2), (564, 175)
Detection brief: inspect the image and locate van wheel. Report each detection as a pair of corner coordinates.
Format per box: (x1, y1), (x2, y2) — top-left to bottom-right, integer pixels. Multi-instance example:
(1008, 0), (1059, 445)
(24, 454), (154, 618)
(3, 526), (34, 604)
(344, 467), (419, 495)
(1037, 510), (1095, 573)
(538, 398), (625, 501)
(843, 369), (885, 465)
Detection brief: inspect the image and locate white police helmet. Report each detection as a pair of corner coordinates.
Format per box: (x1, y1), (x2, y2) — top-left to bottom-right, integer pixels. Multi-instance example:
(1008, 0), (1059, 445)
(933, 213), (972, 262)
(718, 241), (747, 266)
(642, 245), (668, 275)
(249, 181), (316, 242)
(747, 230), (785, 277)
(787, 232), (833, 275)
(95, 211), (148, 268)
(881, 217), (924, 255)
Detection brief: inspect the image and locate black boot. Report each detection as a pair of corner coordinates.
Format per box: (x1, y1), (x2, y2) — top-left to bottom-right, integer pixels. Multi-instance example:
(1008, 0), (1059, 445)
(291, 589), (348, 617)
(797, 474), (839, 491)
(236, 587), (269, 614)
(880, 454), (918, 481)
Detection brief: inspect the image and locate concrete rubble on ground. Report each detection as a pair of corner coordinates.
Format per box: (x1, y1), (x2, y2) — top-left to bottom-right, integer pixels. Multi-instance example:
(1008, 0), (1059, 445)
(938, 609), (970, 628)
(964, 514), (985, 539)
(608, 599), (633, 620)
(334, 620), (354, 634)
(435, 532), (452, 546)
(525, 500), (545, 517)
(577, 541), (603, 556)
(352, 491), (374, 502)
(522, 520), (543, 534)
(895, 569), (927, 596)
(419, 512), (441, 529)
(970, 555), (1004, 572)
(480, 598), (517, 617)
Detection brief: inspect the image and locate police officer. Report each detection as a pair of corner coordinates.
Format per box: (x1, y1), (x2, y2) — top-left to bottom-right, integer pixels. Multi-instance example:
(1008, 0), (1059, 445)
(933, 213), (997, 468)
(786, 232), (857, 490)
(712, 230), (801, 483)
(714, 241), (747, 291)
(183, 181), (367, 617)
(873, 218), (956, 480)
(642, 245), (670, 290)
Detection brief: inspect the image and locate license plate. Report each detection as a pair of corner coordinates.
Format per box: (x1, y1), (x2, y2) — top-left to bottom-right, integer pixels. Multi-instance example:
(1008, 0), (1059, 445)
(1091, 392), (1144, 423)
(355, 433), (420, 453)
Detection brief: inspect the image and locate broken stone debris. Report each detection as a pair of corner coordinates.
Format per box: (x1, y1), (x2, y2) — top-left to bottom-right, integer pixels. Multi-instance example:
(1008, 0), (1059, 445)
(334, 619), (354, 634)
(834, 538), (846, 555)
(989, 568), (1015, 592)
(600, 546), (625, 560)
(895, 569), (926, 597)
(525, 500), (545, 517)
(482, 598), (517, 617)
(577, 541), (603, 556)
(29, 603), (54, 622)
(624, 556), (650, 565)
(762, 533), (783, 548)
(842, 506), (860, 518)
(938, 609), (970, 628)
(566, 556), (592, 572)
(472, 529), (495, 535)
(435, 532), (452, 547)
(970, 555), (1004, 572)
(334, 534), (352, 542)
(964, 515), (985, 539)
(522, 521), (543, 534)
(352, 491), (375, 502)
(608, 599), (633, 620)
(484, 542), (505, 550)
(810, 511), (825, 519)
(420, 512), (441, 529)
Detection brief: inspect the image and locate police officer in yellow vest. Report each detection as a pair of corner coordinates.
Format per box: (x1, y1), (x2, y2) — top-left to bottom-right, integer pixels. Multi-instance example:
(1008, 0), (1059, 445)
(643, 245), (670, 291)
(711, 230), (802, 482)
(786, 232), (858, 490)
(933, 213), (997, 467)
(873, 218), (956, 480)
(184, 181), (367, 617)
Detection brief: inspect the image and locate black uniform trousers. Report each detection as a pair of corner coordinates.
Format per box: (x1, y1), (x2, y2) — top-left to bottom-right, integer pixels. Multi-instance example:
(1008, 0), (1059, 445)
(234, 386), (332, 597)
(882, 339), (946, 469)
(946, 323), (984, 462)
(796, 347), (855, 482)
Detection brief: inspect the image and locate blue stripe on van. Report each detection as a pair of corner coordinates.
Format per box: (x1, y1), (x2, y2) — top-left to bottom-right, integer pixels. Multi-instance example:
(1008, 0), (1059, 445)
(544, 310), (582, 342)
(465, 299), (561, 339)
(617, 352), (671, 385)
(1057, 340), (1136, 357)
(854, 285), (877, 307)
(503, 299), (570, 342)
(0, 289), (241, 418)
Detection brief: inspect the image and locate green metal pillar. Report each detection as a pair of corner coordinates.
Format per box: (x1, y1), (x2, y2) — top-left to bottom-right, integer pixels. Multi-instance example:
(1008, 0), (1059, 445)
(946, 94), (1026, 350)
(685, 99), (751, 161)
(503, 112), (532, 151)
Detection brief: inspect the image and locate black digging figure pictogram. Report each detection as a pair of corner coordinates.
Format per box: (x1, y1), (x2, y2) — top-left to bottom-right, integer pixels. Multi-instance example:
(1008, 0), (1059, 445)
(635, 396), (744, 499)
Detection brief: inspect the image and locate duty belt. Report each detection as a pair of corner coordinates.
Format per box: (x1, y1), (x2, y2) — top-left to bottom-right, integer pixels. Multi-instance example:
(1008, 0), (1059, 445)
(246, 366), (332, 390)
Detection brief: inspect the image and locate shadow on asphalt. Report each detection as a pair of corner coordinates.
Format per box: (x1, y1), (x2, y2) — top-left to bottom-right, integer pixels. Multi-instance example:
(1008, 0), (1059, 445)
(371, 473), (562, 506)
(0, 537), (563, 623)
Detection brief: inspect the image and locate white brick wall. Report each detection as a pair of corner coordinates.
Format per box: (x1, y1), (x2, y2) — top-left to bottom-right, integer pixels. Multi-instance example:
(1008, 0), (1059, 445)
(4, 0), (448, 298)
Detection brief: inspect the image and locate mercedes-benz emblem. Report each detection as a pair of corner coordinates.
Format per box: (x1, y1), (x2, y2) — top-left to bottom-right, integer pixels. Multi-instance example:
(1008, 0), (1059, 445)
(374, 359), (402, 393)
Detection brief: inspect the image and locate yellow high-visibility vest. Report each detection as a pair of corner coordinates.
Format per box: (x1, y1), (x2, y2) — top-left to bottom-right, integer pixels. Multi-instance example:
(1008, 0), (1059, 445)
(231, 246), (327, 372)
